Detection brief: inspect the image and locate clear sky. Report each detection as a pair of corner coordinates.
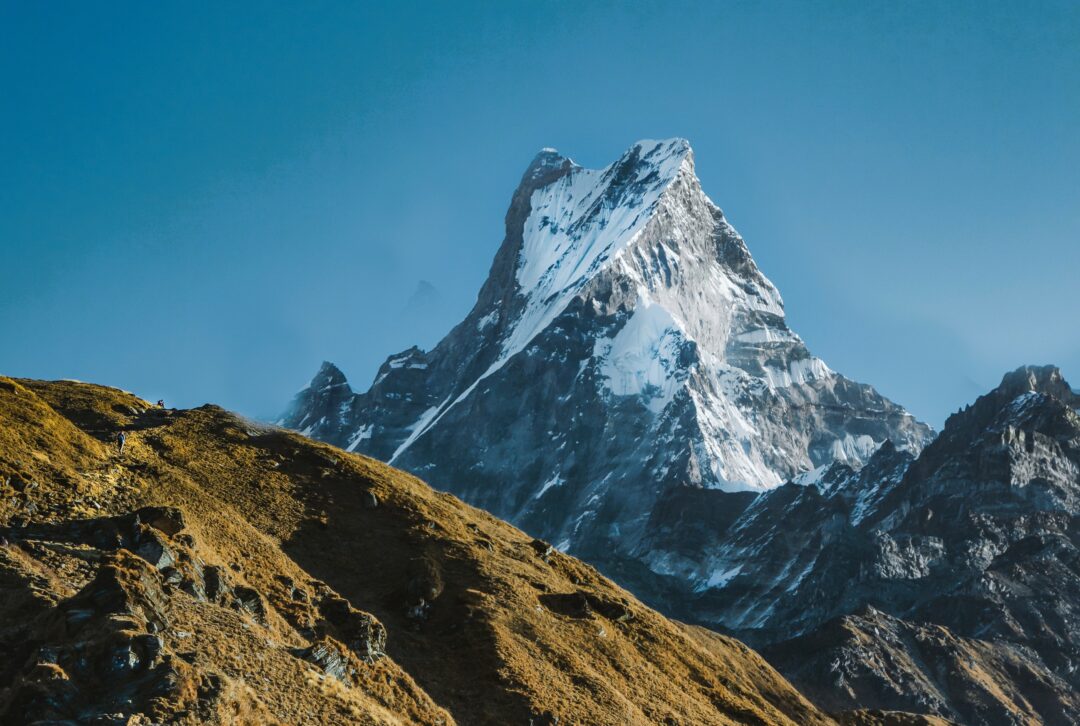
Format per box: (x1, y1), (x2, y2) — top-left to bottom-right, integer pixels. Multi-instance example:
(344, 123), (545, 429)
(2, 1), (1078, 428)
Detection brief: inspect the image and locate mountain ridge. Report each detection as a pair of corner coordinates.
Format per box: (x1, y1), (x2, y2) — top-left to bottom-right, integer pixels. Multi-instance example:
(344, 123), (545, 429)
(283, 138), (932, 564)
(280, 140), (1080, 722)
(632, 364), (1080, 723)
(0, 374), (845, 725)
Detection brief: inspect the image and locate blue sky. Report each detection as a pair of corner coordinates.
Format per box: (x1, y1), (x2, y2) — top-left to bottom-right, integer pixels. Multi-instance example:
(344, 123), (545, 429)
(2, 1), (1078, 427)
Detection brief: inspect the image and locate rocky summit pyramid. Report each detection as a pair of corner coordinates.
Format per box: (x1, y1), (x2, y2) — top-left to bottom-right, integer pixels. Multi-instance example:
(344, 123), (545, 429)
(282, 138), (932, 563)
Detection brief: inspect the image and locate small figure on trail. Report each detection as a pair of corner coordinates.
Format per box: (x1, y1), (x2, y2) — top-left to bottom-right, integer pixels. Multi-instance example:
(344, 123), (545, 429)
(156, 399), (164, 408)
(117, 431), (126, 455)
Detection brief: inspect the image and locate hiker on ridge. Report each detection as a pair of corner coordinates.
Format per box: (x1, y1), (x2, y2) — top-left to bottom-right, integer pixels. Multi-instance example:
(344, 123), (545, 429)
(117, 431), (126, 456)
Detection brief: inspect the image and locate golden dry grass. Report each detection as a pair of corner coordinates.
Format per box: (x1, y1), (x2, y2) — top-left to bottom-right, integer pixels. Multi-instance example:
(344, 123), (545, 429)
(1, 376), (839, 725)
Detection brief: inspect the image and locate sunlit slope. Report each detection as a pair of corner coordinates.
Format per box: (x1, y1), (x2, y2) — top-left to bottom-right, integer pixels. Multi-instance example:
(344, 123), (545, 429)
(0, 376), (833, 725)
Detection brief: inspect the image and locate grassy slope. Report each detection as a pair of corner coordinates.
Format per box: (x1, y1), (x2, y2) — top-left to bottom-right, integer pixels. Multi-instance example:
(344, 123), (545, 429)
(0, 376), (838, 725)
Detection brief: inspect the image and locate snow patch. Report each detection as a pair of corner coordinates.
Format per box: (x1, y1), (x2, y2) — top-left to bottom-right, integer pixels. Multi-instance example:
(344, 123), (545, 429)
(762, 356), (832, 389)
(387, 355), (427, 370)
(346, 424), (373, 452)
(534, 474), (565, 500)
(735, 328), (795, 345)
(389, 404), (444, 462)
(701, 564), (742, 590)
(792, 464), (830, 488)
(594, 298), (686, 413)
(299, 416), (326, 437)
(830, 433), (879, 466)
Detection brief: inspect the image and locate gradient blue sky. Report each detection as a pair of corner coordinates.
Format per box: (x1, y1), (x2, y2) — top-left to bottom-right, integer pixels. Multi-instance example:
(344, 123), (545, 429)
(2, 1), (1078, 427)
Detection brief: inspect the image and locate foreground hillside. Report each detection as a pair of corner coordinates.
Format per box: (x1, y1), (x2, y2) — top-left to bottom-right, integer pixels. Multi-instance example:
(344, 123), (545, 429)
(0, 376), (847, 725)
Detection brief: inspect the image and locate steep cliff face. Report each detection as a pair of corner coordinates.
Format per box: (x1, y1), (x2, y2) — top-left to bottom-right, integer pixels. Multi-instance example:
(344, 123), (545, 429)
(635, 366), (1080, 724)
(282, 138), (931, 564)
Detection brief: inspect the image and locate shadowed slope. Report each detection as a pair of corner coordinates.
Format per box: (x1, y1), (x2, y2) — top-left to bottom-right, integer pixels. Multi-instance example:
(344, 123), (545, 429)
(1, 376), (835, 725)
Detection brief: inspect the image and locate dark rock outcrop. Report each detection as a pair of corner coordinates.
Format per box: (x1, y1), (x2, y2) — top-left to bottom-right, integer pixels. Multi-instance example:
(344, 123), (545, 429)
(638, 365), (1080, 723)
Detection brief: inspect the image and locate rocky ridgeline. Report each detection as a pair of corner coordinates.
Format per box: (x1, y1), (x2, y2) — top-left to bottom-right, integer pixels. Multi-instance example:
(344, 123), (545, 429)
(629, 365), (1080, 723)
(282, 137), (930, 590)
(278, 139), (1080, 723)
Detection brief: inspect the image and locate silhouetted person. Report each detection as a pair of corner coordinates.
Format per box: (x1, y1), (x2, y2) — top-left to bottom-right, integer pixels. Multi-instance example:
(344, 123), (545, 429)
(117, 431), (126, 455)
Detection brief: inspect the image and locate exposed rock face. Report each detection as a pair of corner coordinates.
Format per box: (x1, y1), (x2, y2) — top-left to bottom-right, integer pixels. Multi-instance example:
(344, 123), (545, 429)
(282, 138), (931, 568)
(766, 607), (1080, 725)
(634, 365), (1080, 723)
(0, 502), (406, 724)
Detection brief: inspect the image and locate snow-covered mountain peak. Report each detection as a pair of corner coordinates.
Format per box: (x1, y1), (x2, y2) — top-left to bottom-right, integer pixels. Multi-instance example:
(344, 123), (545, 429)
(283, 137), (932, 552)
(524, 137), (692, 183)
(620, 136), (693, 167)
(504, 139), (695, 361)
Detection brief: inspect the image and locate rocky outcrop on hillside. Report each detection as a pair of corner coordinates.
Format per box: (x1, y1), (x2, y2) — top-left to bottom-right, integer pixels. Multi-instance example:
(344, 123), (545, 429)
(0, 375), (846, 725)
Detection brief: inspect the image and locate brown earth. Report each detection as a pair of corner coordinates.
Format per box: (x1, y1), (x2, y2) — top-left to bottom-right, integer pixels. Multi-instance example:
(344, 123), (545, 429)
(0, 377), (953, 725)
(0, 376), (845, 725)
